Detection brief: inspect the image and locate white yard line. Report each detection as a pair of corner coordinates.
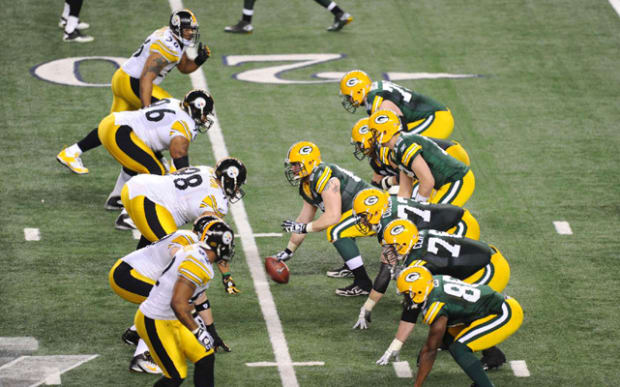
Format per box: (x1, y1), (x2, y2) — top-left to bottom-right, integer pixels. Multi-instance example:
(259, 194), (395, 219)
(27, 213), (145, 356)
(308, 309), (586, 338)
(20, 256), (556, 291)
(246, 361), (324, 367)
(553, 221), (573, 235)
(510, 360), (531, 377)
(24, 228), (41, 241)
(168, 2), (298, 386)
(610, 0), (620, 17)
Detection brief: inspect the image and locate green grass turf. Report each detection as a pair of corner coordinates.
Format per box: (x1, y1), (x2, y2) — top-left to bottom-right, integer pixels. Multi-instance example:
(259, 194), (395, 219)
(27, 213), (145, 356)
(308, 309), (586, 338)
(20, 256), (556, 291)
(1, 0), (619, 385)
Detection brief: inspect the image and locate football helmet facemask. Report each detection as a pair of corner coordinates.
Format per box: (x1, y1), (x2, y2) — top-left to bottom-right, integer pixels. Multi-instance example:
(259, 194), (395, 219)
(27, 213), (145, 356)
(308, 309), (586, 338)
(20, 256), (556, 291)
(351, 117), (375, 161)
(194, 215), (235, 262)
(169, 9), (200, 47)
(182, 89), (215, 133)
(396, 265), (434, 304)
(381, 218), (419, 262)
(284, 141), (321, 186)
(369, 110), (403, 146)
(339, 70), (372, 113)
(215, 157), (247, 203)
(352, 188), (389, 234)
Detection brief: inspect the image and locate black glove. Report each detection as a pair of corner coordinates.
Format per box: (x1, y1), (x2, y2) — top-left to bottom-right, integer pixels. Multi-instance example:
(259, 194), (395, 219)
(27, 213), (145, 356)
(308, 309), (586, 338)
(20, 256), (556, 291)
(281, 220), (308, 234)
(193, 327), (213, 350)
(222, 274), (240, 294)
(194, 42), (211, 66)
(207, 323), (231, 352)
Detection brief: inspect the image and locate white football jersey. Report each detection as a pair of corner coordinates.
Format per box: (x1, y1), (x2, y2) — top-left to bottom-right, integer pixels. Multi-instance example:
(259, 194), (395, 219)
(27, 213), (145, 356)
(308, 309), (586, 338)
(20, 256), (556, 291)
(113, 98), (199, 152)
(126, 165), (228, 226)
(122, 27), (185, 85)
(140, 243), (215, 320)
(122, 230), (198, 281)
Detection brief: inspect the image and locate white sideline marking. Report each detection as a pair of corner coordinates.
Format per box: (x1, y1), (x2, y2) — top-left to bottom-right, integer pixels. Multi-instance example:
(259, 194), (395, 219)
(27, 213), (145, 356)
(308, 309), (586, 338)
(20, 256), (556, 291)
(510, 360), (530, 377)
(234, 233), (283, 238)
(0, 337), (39, 352)
(43, 367), (61, 385)
(24, 228), (41, 241)
(610, 0), (620, 17)
(246, 361), (324, 367)
(169, 2), (298, 386)
(553, 221), (573, 235)
(0, 355), (98, 387)
(131, 229), (141, 240)
(393, 361), (413, 378)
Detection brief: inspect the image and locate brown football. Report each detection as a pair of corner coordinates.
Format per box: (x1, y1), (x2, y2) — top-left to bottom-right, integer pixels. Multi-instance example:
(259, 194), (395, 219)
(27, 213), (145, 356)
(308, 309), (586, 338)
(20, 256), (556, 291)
(264, 256), (290, 284)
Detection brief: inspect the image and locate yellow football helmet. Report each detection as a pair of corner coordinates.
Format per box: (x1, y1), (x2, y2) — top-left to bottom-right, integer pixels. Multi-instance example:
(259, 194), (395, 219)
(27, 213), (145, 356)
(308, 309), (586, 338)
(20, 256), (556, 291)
(368, 109), (402, 146)
(396, 265), (434, 304)
(382, 218), (419, 258)
(352, 188), (390, 233)
(340, 70), (372, 113)
(350, 117), (375, 161)
(285, 141), (321, 186)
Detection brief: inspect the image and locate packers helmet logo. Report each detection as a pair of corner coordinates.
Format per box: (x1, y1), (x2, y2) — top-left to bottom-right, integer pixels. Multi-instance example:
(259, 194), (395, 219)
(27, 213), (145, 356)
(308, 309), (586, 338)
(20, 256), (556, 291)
(405, 272), (421, 283)
(389, 224), (405, 236)
(374, 114), (390, 125)
(346, 77), (361, 87)
(299, 145), (313, 155)
(363, 195), (379, 206)
(357, 125), (369, 134)
(221, 230), (233, 245)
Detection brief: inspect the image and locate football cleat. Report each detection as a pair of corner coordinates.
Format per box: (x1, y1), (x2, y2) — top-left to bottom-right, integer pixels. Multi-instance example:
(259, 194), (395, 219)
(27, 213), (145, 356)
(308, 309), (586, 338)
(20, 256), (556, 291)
(481, 346), (506, 370)
(335, 283), (370, 297)
(115, 213), (137, 230)
(129, 351), (162, 374)
(58, 17), (90, 30)
(224, 20), (254, 34)
(326, 265), (353, 278)
(122, 328), (140, 346)
(327, 12), (353, 32)
(104, 195), (123, 211)
(56, 149), (89, 174)
(63, 29), (94, 43)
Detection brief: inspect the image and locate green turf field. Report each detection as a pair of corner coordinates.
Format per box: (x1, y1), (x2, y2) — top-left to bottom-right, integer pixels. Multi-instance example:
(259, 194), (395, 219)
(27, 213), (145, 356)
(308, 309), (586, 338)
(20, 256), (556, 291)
(1, 0), (620, 386)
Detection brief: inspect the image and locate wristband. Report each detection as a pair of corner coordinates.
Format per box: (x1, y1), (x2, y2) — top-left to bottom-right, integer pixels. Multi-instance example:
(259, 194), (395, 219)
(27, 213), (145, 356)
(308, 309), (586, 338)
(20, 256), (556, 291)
(415, 193), (429, 202)
(173, 155), (189, 169)
(363, 298), (377, 312)
(286, 241), (299, 253)
(305, 222), (314, 233)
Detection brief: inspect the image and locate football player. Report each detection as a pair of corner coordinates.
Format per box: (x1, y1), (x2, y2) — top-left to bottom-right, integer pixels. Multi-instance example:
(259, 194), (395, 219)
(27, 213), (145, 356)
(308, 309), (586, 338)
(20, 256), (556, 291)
(340, 70), (454, 139)
(396, 265), (523, 387)
(351, 117), (470, 192)
(224, 0), (352, 33)
(368, 110), (475, 205)
(56, 9), (211, 209)
(108, 217), (230, 374)
(277, 141), (374, 296)
(134, 216), (236, 387)
(59, 0), (93, 43)
(366, 219), (510, 372)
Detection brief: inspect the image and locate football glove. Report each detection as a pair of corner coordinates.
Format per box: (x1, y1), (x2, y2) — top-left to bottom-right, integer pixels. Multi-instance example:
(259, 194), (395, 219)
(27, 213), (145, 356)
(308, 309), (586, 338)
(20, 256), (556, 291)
(377, 339), (403, 365)
(281, 220), (307, 234)
(275, 248), (294, 262)
(193, 327), (213, 350)
(194, 42), (211, 66)
(222, 274), (240, 294)
(352, 306), (372, 330)
(207, 323), (231, 353)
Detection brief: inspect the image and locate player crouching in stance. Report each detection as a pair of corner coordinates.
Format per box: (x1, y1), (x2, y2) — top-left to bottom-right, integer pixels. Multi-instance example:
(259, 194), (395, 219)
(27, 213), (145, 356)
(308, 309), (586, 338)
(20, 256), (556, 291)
(134, 216), (235, 387)
(396, 265), (523, 387)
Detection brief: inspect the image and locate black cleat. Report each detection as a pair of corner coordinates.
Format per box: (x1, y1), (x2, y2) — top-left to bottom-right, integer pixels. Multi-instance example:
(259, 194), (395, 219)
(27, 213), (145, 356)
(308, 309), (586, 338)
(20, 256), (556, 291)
(122, 328), (140, 346)
(326, 264), (353, 278)
(327, 12), (353, 32)
(224, 20), (254, 34)
(335, 282), (370, 296)
(105, 195), (123, 211)
(481, 346), (506, 370)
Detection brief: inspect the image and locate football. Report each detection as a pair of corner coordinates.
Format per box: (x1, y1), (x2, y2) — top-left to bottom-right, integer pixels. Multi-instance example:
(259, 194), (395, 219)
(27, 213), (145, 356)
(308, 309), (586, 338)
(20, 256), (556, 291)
(264, 256), (290, 284)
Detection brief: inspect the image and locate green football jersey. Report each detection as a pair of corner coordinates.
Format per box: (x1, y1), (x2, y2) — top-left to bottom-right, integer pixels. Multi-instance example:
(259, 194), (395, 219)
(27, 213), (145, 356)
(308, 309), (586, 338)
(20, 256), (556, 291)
(365, 80), (447, 123)
(421, 275), (504, 326)
(298, 162), (372, 212)
(378, 196), (466, 238)
(393, 133), (469, 188)
(402, 229), (492, 277)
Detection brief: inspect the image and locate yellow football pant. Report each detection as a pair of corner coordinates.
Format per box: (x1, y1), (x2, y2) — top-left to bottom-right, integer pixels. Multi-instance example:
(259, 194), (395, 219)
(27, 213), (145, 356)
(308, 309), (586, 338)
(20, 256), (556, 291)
(121, 185), (178, 242)
(406, 109), (454, 139)
(110, 68), (172, 113)
(428, 169), (476, 207)
(462, 248), (511, 292)
(108, 259), (156, 304)
(134, 309), (213, 380)
(445, 208), (480, 240)
(326, 209), (375, 242)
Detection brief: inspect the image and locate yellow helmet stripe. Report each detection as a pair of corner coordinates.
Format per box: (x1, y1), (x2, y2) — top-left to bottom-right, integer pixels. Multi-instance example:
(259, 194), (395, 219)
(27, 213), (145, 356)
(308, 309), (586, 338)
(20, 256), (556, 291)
(401, 143), (422, 166)
(315, 166), (332, 193)
(423, 301), (445, 325)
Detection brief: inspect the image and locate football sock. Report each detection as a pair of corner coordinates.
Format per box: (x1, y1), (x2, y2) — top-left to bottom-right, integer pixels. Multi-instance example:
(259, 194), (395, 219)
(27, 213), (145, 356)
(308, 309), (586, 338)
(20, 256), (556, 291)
(135, 339), (148, 357)
(109, 168), (133, 198)
(193, 354), (215, 387)
(314, 0), (343, 16)
(242, 0), (256, 22)
(67, 0), (83, 16)
(448, 341), (494, 387)
(351, 266), (372, 289)
(76, 128), (101, 152)
(61, 2), (70, 20)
